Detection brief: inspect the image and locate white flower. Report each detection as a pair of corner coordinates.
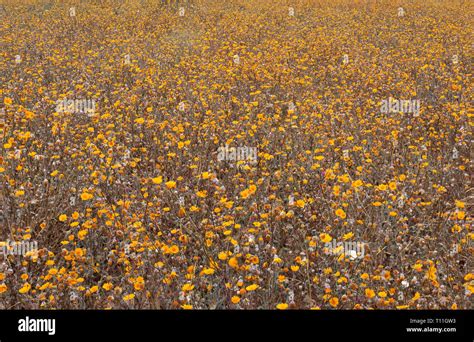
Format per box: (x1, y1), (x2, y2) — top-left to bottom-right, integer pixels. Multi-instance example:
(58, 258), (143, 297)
(288, 195), (294, 205)
(348, 250), (358, 260)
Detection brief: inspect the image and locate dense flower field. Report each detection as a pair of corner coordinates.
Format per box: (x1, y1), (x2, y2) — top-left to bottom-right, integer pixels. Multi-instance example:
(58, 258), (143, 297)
(0, 0), (472, 309)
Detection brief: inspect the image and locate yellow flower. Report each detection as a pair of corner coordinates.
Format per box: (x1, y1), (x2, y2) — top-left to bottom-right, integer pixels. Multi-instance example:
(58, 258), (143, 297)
(201, 172), (211, 179)
(78, 229), (88, 240)
(80, 191), (93, 201)
(228, 257), (239, 268)
(24, 110), (35, 119)
(168, 245), (179, 254)
(352, 179), (363, 188)
(388, 182), (397, 191)
(151, 176), (162, 184)
(90, 286), (99, 293)
(102, 283), (113, 291)
(427, 264), (438, 282)
(290, 265), (300, 272)
(231, 296), (241, 304)
(165, 181), (176, 189)
(74, 248), (84, 258)
(339, 174), (350, 183)
(4, 97), (12, 105)
(324, 268), (333, 275)
(329, 297), (339, 308)
(123, 293), (135, 301)
(201, 268), (215, 275)
(134, 117), (145, 124)
(335, 208), (346, 219)
(181, 304), (193, 310)
(218, 252), (228, 260)
(240, 189), (251, 199)
(182, 283), (195, 292)
(240, 184), (257, 199)
(245, 284), (259, 291)
(365, 288), (375, 298)
(343, 232), (354, 240)
(320, 233), (332, 243)
(464, 273), (474, 281)
(295, 199), (305, 208)
(196, 190), (207, 198)
(19, 283), (31, 294)
(377, 184), (388, 191)
(0, 284), (7, 294)
(276, 303), (289, 310)
(58, 214), (67, 222)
